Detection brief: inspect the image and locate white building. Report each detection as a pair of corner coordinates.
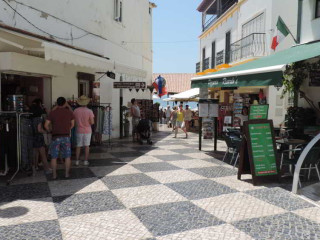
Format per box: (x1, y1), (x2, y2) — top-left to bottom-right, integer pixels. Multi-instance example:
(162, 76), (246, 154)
(0, 0), (155, 138)
(193, 0), (302, 127)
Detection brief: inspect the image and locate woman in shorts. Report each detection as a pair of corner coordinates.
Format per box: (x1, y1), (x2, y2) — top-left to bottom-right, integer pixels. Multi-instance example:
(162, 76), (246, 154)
(174, 105), (188, 138)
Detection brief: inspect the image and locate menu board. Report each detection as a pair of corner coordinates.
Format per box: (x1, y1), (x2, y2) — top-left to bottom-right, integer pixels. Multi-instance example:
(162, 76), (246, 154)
(248, 123), (277, 176)
(249, 105), (269, 120)
(238, 119), (280, 185)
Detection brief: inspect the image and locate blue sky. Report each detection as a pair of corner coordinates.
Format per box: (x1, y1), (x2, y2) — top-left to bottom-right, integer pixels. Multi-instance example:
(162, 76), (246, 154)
(152, 0), (202, 73)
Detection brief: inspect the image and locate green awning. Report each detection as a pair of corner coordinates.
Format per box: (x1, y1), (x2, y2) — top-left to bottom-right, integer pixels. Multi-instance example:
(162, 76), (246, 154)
(192, 41), (320, 88)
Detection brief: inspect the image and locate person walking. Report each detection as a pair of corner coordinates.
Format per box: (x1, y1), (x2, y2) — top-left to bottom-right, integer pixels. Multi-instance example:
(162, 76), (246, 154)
(30, 98), (51, 175)
(166, 106), (172, 127)
(170, 106), (178, 132)
(45, 97), (74, 179)
(184, 105), (192, 132)
(74, 96), (94, 166)
(130, 98), (141, 141)
(174, 104), (188, 138)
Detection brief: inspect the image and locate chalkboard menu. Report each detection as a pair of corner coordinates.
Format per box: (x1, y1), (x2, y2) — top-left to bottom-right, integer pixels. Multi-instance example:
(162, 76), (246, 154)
(248, 123), (277, 176)
(238, 119), (280, 185)
(249, 105), (269, 120)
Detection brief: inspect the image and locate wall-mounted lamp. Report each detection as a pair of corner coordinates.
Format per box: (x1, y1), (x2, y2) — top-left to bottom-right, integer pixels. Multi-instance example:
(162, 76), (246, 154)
(275, 82), (282, 91)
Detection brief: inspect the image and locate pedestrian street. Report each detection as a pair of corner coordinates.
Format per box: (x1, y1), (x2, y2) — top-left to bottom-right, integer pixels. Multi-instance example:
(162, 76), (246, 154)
(0, 126), (320, 240)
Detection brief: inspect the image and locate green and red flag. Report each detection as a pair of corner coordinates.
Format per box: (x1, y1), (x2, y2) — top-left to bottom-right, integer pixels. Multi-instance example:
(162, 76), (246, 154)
(271, 16), (290, 50)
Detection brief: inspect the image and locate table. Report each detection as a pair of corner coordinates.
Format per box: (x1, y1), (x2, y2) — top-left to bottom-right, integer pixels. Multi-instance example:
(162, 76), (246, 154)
(276, 139), (308, 175)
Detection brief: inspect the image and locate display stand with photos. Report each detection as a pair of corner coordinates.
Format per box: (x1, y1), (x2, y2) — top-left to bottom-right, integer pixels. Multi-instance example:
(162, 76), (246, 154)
(238, 119), (281, 185)
(198, 99), (219, 151)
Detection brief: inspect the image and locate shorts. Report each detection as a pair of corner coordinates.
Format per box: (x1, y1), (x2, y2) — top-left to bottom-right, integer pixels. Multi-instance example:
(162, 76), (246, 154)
(50, 137), (71, 159)
(33, 134), (45, 148)
(176, 121), (185, 128)
(132, 118), (140, 134)
(76, 133), (92, 147)
(172, 120), (177, 127)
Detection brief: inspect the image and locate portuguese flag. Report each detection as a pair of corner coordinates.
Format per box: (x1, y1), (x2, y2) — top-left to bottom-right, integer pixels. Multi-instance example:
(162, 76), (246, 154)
(271, 17), (290, 50)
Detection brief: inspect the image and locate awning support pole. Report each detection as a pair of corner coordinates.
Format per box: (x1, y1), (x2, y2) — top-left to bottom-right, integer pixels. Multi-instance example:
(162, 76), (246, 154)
(214, 117), (218, 152)
(199, 117), (202, 151)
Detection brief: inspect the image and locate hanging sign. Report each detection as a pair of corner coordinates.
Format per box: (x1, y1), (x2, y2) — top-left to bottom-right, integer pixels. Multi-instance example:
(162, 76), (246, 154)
(238, 119), (280, 185)
(113, 82), (146, 89)
(249, 105), (269, 120)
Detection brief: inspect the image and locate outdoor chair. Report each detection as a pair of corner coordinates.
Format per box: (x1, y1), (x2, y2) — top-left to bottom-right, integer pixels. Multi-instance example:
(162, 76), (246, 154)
(280, 145), (320, 186)
(222, 133), (241, 164)
(232, 138), (242, 169)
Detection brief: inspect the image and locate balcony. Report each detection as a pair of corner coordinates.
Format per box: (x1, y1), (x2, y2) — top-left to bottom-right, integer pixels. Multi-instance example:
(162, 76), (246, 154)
(202, 57), (210, 71)
(196, 62), (201, 73)
(202, 0), (238, 32)
(230, 33), (266, 63)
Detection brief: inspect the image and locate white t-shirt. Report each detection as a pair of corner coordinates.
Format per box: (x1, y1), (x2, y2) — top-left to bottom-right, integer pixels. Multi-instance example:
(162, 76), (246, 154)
(166, 108), (172, 118)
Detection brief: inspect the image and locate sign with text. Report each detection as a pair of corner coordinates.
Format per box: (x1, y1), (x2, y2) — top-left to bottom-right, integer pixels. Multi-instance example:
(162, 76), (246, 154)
(113, 82), (146, 89)
(238, 119), (280, 185)
(248, 123), (277, 176)
(249, 105), (269, 120)
(199, 99), (219, 118)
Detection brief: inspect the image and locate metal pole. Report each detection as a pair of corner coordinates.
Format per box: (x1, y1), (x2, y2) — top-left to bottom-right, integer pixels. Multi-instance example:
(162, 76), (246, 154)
(297, 0), (303, 44)
(199, 117), (202, 151)
(119, 76), (123, 139)
(214, 117), (218, 152)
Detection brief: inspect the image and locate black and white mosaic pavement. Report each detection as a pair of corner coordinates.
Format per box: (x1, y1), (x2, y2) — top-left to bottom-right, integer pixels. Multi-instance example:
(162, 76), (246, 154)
(0, 126), (319, 240)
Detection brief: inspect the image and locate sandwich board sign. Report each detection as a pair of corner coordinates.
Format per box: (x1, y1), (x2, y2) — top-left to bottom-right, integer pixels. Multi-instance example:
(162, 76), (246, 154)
(238, 119), (280, 185)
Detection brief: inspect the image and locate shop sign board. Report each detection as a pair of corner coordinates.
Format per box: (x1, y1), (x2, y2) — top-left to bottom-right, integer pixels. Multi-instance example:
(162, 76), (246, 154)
(309, 71), (320, 86)
(113, 82), (146, 89)
(238, 119), (280, 185)
(199, 99), (218, 118)
(249, 105), (269, 120)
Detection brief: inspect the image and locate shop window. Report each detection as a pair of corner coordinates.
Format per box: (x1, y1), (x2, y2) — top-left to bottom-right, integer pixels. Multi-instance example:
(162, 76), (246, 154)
(114, 0), (123, 22)
(316, 0), (320, 18)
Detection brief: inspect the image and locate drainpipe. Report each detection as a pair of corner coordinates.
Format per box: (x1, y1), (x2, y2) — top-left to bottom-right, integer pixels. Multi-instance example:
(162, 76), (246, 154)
(297, 0), (303, 44)
(294, 0), (303, 106)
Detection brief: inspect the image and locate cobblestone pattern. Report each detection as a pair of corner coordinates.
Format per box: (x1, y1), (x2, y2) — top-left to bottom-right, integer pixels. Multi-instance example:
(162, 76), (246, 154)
(1, 128), (320, 239)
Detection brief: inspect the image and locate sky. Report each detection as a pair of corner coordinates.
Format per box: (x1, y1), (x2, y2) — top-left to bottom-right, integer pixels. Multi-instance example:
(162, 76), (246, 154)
(152, 0), (202, 73)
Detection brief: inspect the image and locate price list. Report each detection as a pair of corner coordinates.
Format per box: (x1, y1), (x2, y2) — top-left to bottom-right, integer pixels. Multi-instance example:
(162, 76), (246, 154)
(248, 123), (277, 176)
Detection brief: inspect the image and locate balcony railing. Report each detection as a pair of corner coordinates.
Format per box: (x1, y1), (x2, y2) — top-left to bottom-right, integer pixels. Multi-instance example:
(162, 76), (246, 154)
(230, 33), (266, 63)
(196, 62), (201, 73)
(202, 57), (210, 71)
(202, 0), (238, 32)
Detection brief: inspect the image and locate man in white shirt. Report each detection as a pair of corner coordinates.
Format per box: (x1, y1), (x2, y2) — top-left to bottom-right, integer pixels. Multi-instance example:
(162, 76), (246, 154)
(184, 105), (192, 131)
(130, 98), (141, 141)
(166, 106), (172, 127)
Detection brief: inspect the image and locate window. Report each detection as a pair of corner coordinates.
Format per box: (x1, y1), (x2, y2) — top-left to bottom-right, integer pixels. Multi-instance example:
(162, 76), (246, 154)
(114, 0), (123, 22)
(202, 48), (206, 71)
(77, 72), (94, 98)
(316, 0), (320, 18)
(225, 31), (231, 64)
(242, 13), (265, 37)
(211, 41), (216, 68)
